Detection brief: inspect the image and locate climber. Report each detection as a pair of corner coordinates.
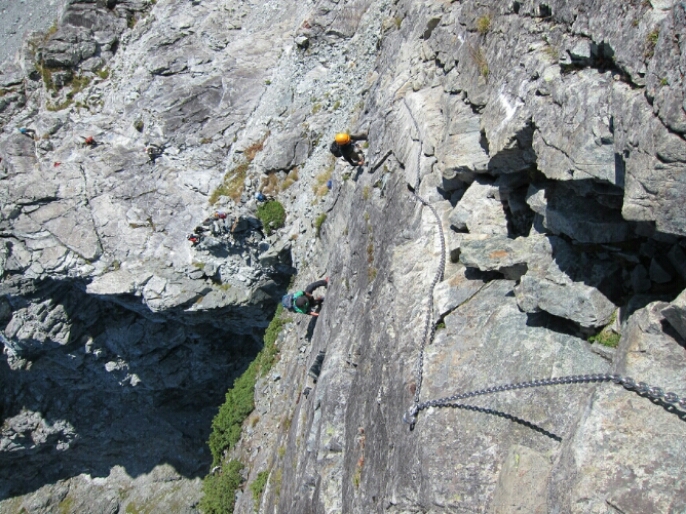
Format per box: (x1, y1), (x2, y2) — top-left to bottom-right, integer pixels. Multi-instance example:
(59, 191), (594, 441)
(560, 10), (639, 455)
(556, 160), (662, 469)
(282, 278), (329, 316)
(187, 233), (201, 246)
(18, 127), (36, 138)
(83, 136), (97, 147)
(145, 144), (163, 163)
(329, 132), (367, 167)
(255, 191), (275, 203)
(302, 349), (326, 399)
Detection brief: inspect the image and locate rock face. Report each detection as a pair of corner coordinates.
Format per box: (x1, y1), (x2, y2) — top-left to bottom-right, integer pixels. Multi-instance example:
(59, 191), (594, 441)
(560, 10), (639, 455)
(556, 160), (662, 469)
(1, 0), (686, 513)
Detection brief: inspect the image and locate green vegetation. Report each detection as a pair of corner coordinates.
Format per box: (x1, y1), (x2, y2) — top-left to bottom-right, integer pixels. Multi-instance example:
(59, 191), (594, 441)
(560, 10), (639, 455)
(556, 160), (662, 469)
(394, 16), (403, 29)
(277, 445), (286, 458)
(469, 45), (489, 78)
(315, 213), (327, 237)
(209, 135), (266, 203)
(134, 119), (144, 132)
(209, 162), (249, 204)
(257, 200), (286, 235)
(313, 164), (334, 196)
(660, 77), (669, 86)
(476, 15), (491, 34)
(250, 470), (270, 509)
(645, 29), (659, 58)
(45, 74), (92, 111)
(362, 185), (371, 200)
(58, 495), (75, 514)
(207, 305), (289, 466)
(199, 460), (244, 514)
(436, 321), (446, 330)
(589, 330), (620, 348)
(281, 167), (299, 191)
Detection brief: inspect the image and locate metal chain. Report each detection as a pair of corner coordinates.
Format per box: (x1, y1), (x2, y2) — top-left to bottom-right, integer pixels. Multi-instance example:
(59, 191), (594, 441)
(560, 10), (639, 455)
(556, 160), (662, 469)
(403, 373), (686, 425)
(398, 103), (686, 430)
(402, 98), (447, 409)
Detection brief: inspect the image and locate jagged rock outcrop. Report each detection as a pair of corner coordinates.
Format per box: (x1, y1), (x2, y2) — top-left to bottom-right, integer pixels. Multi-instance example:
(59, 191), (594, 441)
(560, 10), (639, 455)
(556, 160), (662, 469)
(1, 0), (685, 512)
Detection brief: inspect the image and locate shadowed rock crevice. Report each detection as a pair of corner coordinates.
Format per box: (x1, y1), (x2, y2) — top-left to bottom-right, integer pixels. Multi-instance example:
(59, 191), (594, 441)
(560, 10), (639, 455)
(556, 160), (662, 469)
(0, 278), (281, 499)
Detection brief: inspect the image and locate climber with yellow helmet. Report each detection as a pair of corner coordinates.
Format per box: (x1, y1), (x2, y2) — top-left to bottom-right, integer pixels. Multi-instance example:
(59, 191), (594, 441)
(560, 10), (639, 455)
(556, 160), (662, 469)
(329, 131), (368, 167)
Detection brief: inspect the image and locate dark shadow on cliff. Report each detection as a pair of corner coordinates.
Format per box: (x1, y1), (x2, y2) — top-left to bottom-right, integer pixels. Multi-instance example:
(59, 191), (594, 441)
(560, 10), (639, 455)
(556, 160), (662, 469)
(0, 276), (289, 500)
(436, 402), (562, 442)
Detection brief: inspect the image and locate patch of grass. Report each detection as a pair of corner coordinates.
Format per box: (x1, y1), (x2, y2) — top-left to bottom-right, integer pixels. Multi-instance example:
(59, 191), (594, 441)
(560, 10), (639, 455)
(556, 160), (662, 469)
(367, 242), (374, 264)
(244, 135), (268, 161)
(273, 469), (283, 497)
(250, 470), (270, 509)
(645, 29), (659, 58)
(436, 321), (446, 330)
(256, 200), (286, 235)
(476, 15), (491, 34)
(199, 460), (244, 514)
(312, 103), (322, 114)
(133, 119), (144, 132)
(332, 100), (341, 110)
(315, 213), (327, 237)
(589, 330), (620, 348)
(46, 96), (74, 111)
(281, 167), (299, 191)
(278, 445), (286, 458)
(207, 306), (289, 466)
(313, 165), (334, 196)
(394, 16), (403, 29)
(192, 261), (206, 270)
(128, 15), (138, 29)
(469, 45), (489, 78)
(209, 162), (249, 204)
(368, 267), (377, 280)
(362, 186), (371, 200)
(59, 495), (75, 514)
(660, 77), (668, 86)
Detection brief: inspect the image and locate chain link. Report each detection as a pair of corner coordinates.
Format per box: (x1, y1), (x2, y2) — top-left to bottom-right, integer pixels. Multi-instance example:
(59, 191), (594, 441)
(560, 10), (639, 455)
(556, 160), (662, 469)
(404, 373), (686, 423)
(398, 99), (685, 429)
(402, 98), (447, 412)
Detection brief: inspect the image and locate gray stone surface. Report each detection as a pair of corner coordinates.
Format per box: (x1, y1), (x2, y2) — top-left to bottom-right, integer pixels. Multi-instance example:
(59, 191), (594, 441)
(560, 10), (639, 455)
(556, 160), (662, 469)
(1, 0), (686, 512)
(662, 289), (686, 340)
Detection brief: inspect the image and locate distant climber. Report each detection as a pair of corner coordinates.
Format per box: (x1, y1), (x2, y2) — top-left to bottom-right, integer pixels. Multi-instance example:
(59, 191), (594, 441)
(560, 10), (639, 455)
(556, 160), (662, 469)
(329, 132), (367, 167)
(255, 191), (275, 203)
(187, 233), (201, 246)
(282, 278), (328, 316)
(145, 144), (164, 163)
(83, 136), (97, 147)
(18, 127), (36, 139)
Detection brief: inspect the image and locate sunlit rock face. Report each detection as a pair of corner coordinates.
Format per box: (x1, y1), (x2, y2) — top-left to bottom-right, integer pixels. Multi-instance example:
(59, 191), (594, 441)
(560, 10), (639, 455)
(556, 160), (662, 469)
(1, 0), (685, 512)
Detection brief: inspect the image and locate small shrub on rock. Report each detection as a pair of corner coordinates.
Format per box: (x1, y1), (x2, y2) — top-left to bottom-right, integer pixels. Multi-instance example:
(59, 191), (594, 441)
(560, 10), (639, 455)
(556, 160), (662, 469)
(257, 200), (286, 235)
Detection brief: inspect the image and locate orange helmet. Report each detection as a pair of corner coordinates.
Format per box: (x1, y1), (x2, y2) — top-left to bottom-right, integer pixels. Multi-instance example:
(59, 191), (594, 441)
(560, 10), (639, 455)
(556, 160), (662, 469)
(334, 133), (351, 145)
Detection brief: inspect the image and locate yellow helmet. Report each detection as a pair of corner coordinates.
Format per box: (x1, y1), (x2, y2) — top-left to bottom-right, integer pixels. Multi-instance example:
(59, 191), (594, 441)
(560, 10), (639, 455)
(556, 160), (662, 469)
(335, 133), (351, 145)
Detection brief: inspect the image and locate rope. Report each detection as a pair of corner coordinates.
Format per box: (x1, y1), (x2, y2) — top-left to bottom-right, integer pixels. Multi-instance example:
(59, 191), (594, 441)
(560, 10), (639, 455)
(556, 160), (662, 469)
(399, 96), (686, 431)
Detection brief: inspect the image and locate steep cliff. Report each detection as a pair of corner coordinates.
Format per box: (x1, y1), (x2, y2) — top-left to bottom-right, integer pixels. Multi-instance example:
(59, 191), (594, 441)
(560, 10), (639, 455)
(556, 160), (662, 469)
(1, 0), (685, 513)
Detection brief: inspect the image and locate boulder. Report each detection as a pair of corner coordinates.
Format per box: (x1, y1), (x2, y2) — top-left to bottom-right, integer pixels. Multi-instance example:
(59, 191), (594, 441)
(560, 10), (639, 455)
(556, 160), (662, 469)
(449, 177), (509, 235)
(661, 289), (686, 340)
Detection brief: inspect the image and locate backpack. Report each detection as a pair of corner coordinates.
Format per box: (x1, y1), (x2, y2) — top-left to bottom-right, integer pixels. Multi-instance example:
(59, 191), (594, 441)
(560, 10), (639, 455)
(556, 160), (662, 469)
(329, 141), (342, 158)
(281, 291), (306, 313)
